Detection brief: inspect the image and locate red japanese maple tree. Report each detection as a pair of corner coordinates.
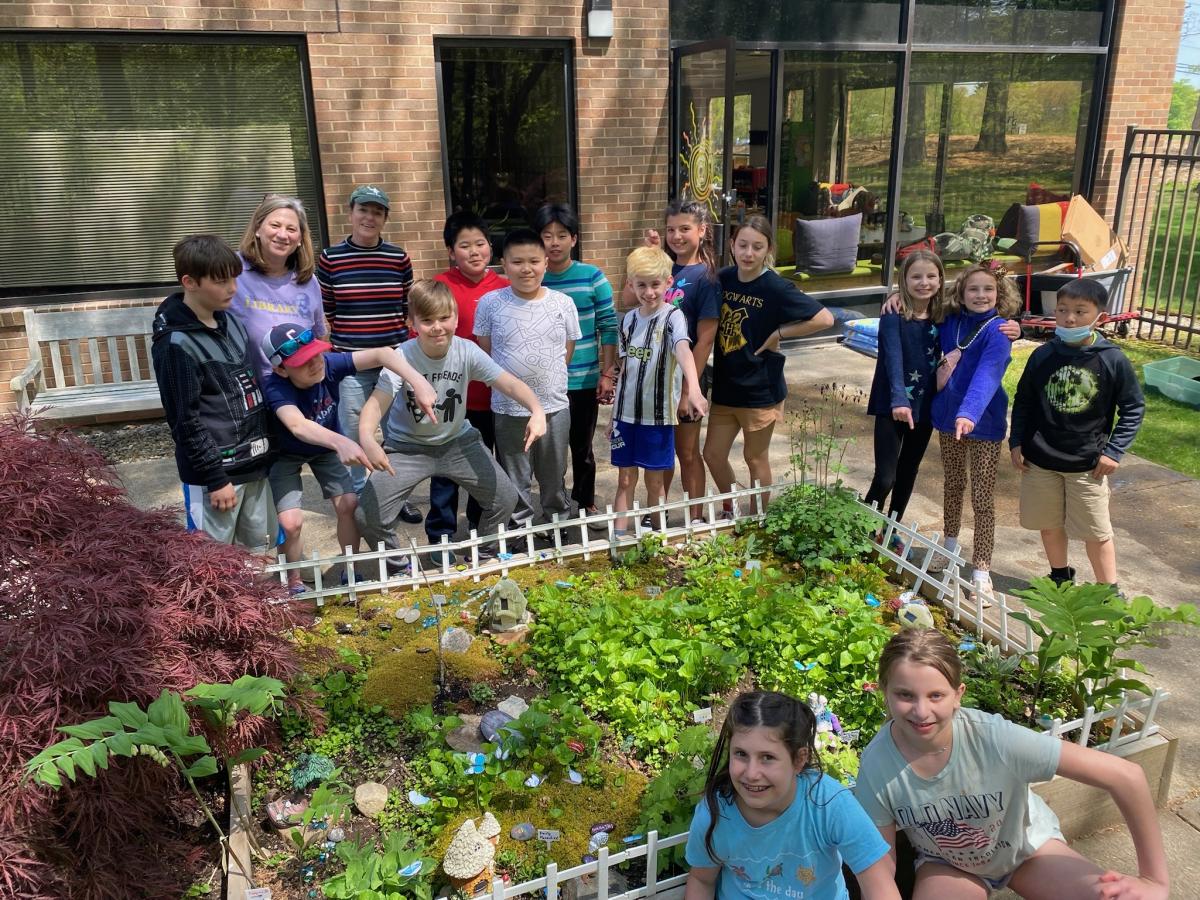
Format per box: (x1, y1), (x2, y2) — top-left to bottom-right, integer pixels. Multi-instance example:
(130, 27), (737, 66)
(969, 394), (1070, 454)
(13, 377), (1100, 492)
(0, 418), (303, 899)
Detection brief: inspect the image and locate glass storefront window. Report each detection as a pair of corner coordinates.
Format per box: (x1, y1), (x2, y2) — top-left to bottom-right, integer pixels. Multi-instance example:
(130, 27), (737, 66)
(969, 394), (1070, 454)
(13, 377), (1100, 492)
(671, 0), (902, 45)
(898, 53), (1099, 249)
(0, 37), (321, 298)
(914, 0), (1106, 47)
(777, 52), (901, 291)
(438, 42), (574, 254)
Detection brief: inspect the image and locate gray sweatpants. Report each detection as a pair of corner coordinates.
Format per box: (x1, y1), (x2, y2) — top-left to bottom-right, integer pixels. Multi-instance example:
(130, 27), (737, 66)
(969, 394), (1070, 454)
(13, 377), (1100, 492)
(493, 408), (571, 526)
(356, 427), (518, 548)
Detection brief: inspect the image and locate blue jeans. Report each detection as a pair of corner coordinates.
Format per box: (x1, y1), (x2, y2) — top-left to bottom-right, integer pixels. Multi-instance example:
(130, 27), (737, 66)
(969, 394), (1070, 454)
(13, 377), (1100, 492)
(337, 367), (382, 494)
(425, 408), (495, 541)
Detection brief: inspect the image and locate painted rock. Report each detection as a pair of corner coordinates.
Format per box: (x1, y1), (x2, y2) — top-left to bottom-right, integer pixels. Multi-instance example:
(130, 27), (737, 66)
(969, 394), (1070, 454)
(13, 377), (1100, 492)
(441, 626), (473, 654)
(590, 822), (615, 835)
(497, 695), (529, 718)
(354, 781), (389, 818)
(898, 602), (935, 629)
(480, 709), (516, 742)
(335, 621), (354, 634)
(400, 605), (421, 623)
(329, 826), (346, 843)
(510, 822), (536, 842)
(588, 832), (610, 852)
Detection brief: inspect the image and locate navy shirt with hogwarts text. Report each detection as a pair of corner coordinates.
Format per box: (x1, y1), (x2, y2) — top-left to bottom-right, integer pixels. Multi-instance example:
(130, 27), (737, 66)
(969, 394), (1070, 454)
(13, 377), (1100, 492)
(714, 267), (825, 408)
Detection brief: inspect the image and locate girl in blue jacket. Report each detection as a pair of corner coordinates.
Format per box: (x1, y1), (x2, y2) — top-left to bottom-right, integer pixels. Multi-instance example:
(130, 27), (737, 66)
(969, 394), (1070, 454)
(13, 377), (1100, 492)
(930, 261), (1020, 605)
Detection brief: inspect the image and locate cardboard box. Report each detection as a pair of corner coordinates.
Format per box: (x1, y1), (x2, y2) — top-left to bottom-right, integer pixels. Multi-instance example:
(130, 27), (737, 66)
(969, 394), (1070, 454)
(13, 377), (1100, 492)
(1063, 194), (1126, 270)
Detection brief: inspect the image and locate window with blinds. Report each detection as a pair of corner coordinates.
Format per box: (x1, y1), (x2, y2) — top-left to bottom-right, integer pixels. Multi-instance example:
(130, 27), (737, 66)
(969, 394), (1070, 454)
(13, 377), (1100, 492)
(0, 37), (323, 299)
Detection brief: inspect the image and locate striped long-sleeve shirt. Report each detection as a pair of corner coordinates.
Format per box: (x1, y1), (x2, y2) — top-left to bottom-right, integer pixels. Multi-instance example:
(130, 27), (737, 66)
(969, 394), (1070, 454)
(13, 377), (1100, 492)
(317, 236), (413, 350)
(541, 260), (617, 390)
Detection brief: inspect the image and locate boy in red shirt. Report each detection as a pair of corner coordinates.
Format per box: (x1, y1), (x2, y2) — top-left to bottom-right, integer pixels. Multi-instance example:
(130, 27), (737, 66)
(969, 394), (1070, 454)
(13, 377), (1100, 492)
(425, 212), (510, 553)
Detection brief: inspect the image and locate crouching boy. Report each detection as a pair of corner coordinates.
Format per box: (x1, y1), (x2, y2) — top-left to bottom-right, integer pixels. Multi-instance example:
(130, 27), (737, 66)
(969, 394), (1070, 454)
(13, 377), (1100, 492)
(1009, 278), (1145, 593)
(356, 280), (547, 555)
(261, 322), (437, 592)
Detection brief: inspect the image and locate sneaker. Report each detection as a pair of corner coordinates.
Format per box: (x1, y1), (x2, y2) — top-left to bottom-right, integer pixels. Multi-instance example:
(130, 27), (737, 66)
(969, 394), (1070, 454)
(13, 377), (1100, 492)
(640, 514), (655, 531)
(690, 517), (708, 527)
(584, 507), (607, 533)
(385, 556), (413, 577)
(1047, 567), (1077, 587)
(288, 582), (307, 597)
(399, 501), (422, 524)
(426, 548), (457, 568)
(970, 575), (994, 609)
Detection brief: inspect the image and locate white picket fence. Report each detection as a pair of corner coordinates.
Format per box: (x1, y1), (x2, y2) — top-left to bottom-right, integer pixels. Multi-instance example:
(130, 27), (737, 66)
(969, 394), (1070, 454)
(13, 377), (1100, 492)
(264, 481), (1172, 900)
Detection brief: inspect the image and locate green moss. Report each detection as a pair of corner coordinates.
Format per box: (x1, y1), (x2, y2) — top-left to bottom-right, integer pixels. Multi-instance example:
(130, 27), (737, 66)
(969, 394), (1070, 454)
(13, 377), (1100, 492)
(360, 625), (504, 717)
(430, 763), (648, 874)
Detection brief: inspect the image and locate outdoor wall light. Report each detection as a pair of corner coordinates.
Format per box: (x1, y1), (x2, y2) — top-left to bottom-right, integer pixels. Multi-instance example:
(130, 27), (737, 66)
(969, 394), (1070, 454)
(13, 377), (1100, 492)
(587, 0), (614, 38)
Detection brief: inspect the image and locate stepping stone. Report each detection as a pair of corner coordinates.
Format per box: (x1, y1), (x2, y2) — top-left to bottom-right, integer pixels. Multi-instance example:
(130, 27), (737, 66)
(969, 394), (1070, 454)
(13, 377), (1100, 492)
(441, 626), (473, 654)
(498, 695), (529, 718)
(480, 709), (515, 742)
(446, 714), (484, 753)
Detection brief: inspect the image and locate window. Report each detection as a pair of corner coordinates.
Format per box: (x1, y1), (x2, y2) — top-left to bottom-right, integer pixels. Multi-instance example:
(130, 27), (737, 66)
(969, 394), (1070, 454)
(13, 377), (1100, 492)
(777, 52), (901, 288)
(898, 53), (1100, 238)
(671, 0), (903, 44)
(914, 0), (1106, 47)
(437, 41), (575, 251)
(0, 36), (322, 299)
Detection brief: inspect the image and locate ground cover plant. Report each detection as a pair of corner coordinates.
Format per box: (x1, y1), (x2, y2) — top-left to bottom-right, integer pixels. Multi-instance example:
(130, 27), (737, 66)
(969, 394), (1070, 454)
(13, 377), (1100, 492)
(0, 417), (302, 900)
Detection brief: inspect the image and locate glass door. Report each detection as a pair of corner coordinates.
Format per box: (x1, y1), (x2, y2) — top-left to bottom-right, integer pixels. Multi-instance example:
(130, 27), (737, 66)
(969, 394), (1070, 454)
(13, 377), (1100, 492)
(673, 39), (736, 259)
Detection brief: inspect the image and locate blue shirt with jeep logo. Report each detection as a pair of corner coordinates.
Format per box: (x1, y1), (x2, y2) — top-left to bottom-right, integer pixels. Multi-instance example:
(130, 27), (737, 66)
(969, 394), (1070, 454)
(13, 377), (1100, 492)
(264, 352), (357, 457)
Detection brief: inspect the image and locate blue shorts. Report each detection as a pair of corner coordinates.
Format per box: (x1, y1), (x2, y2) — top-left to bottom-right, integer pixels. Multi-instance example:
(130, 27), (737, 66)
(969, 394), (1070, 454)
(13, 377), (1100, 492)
(610, 420), (674, 470)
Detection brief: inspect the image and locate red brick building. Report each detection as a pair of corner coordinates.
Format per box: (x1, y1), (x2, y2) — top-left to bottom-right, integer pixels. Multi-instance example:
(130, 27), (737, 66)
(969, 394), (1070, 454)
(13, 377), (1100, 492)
(0, 0), (1184, 415)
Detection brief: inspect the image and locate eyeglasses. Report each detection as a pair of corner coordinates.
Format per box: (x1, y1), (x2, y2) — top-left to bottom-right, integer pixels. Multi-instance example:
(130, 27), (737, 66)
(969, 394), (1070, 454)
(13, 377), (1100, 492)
(269, 329), (315, 366)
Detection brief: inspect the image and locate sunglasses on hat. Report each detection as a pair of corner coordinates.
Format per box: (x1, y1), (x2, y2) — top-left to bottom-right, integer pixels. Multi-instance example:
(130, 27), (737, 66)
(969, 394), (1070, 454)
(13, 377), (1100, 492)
(268, 329), (316, 367)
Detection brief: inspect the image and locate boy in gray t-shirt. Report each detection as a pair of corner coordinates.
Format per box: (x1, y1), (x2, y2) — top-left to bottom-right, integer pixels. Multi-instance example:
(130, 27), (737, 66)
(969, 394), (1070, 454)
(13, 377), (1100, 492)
(474, 228), (582, 527)
(355, 280), (546, 551)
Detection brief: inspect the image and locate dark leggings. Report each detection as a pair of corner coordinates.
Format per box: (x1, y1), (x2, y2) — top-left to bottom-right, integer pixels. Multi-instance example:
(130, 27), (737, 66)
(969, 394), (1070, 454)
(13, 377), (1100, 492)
(567, 388), (600, 509)
(425, 408), (496, 540)
(864, 414), (934, 523)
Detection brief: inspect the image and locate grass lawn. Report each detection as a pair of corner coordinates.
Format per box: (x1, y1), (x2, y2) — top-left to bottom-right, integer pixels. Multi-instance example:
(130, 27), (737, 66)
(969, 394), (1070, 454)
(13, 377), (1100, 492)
(1138, 185), (1200, 318)
(1003, 337), (1200, 478)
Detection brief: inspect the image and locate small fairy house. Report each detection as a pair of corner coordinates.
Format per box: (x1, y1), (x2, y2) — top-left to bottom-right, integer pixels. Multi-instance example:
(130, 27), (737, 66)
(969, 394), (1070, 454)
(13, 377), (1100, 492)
(443, 818), (495, 896)
(483, 578), (529, 633)
(479, 811), (501, 847)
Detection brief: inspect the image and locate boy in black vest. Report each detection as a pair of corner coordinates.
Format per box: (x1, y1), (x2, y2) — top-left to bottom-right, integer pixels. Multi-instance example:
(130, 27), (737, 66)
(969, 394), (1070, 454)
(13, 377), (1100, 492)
(152, 234), (275, 552)
(1009, 278), (1145, 593)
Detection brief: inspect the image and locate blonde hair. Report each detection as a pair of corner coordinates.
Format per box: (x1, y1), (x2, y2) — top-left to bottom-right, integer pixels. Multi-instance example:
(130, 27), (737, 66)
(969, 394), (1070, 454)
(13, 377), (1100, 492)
(954, 261), (1021, 319)
(240, 194), (315, 284)
(626, 246), (673, 280)
(878, 629), (963, 691)
(408, 279), (456, 320)
(895, 250), (951, 323)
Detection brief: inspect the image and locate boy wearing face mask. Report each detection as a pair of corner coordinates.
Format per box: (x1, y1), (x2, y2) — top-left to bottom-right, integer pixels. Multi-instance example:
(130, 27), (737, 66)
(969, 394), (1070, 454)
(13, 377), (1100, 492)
(1009, 278), (1144, 593)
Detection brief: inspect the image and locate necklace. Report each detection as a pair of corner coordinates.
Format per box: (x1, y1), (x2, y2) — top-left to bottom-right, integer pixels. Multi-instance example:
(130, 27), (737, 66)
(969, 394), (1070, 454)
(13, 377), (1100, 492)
(955, 313), (998, 352)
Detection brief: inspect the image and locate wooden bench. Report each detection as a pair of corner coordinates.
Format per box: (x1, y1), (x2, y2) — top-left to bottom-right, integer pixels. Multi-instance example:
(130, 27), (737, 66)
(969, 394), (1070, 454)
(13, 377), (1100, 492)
(9, 306), (162, 421)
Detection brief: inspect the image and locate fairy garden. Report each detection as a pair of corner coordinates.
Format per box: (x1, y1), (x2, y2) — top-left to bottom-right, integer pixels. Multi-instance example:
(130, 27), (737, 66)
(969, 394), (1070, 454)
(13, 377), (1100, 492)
(5, 417), (1198, 900)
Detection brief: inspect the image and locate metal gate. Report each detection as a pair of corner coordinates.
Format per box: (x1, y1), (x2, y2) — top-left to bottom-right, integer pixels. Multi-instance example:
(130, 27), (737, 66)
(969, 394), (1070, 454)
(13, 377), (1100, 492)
(1114, 126), (1200, 348)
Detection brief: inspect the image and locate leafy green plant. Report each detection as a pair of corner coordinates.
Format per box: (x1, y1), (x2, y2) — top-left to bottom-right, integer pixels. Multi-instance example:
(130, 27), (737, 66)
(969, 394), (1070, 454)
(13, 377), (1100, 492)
(1011, 579), (1200, 717)
(289, 774), (355, 863)
(320, 830), (436, 900)
(468, 682), (495, 705)
(763, 483), (877, 566)
(636, 726), (714, 871)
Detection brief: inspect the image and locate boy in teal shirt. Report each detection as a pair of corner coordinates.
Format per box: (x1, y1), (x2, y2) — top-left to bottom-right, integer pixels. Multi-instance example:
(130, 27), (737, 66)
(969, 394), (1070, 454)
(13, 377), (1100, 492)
(535, 204), (618, 521)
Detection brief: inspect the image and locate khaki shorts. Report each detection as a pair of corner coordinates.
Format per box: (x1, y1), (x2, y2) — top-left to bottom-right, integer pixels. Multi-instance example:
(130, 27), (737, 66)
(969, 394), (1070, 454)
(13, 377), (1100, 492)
(708, 402), (784, 433)
(1019, 462), (1113, 542)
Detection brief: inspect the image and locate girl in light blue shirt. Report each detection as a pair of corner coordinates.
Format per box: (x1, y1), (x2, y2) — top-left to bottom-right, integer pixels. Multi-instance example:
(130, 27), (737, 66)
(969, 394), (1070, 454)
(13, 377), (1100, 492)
(684, 691), (900, 900)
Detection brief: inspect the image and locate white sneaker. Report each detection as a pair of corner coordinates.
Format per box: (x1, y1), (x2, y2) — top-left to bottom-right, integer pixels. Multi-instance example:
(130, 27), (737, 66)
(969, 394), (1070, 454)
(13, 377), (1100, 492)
(971, 575), (994, 609)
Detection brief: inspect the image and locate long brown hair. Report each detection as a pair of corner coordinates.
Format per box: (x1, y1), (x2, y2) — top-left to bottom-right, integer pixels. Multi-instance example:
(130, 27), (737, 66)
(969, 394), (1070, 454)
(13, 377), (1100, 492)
(878, 628), (963, 693)
(239, 194), (316, 284)
(895, 250), (951, 323)
(952, 261), (1021, 319)
(663, 198), (719, 282)
(733, 215), (776, 270)
(701, 691), (821, 864)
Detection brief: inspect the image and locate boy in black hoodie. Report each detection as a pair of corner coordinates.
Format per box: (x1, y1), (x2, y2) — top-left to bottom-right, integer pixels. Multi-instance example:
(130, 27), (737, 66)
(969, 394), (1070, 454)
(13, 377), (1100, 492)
(1009, 278), (1145, 592)
(152, 234), (275, 552)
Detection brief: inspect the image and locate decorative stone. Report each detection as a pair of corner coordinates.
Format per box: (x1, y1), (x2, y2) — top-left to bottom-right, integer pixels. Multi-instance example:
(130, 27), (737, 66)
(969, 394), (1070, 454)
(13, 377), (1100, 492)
(733, 569), (742, 578)
(421, 616), (437, 629)
(898, 602), (935, 629)
(590, 822), (615, 835)
(408, 790), (432, 807)
(354, 781), (389, 818)
(446, 714), (484, 753)
(644, 586), (661, 597)
(335, 621), (354, 634)
(377, 622), (392, 632)
(441, 626), (474, 654)
(492, 628), (528, 646)
(566, 768), (583, 785)
(399, 605), (421, 623)
(329, 827), (346, 843)
(480, 709), (515, 742)
(510, 822), (536, 842)
(588, 831), (610, 853)
(494, 696), (528, 724)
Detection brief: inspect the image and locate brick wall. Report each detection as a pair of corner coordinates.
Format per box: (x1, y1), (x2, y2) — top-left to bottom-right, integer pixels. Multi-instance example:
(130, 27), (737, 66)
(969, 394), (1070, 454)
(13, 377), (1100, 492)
(0, 0), (670, 414)
(1090, 0), (1185, 221)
